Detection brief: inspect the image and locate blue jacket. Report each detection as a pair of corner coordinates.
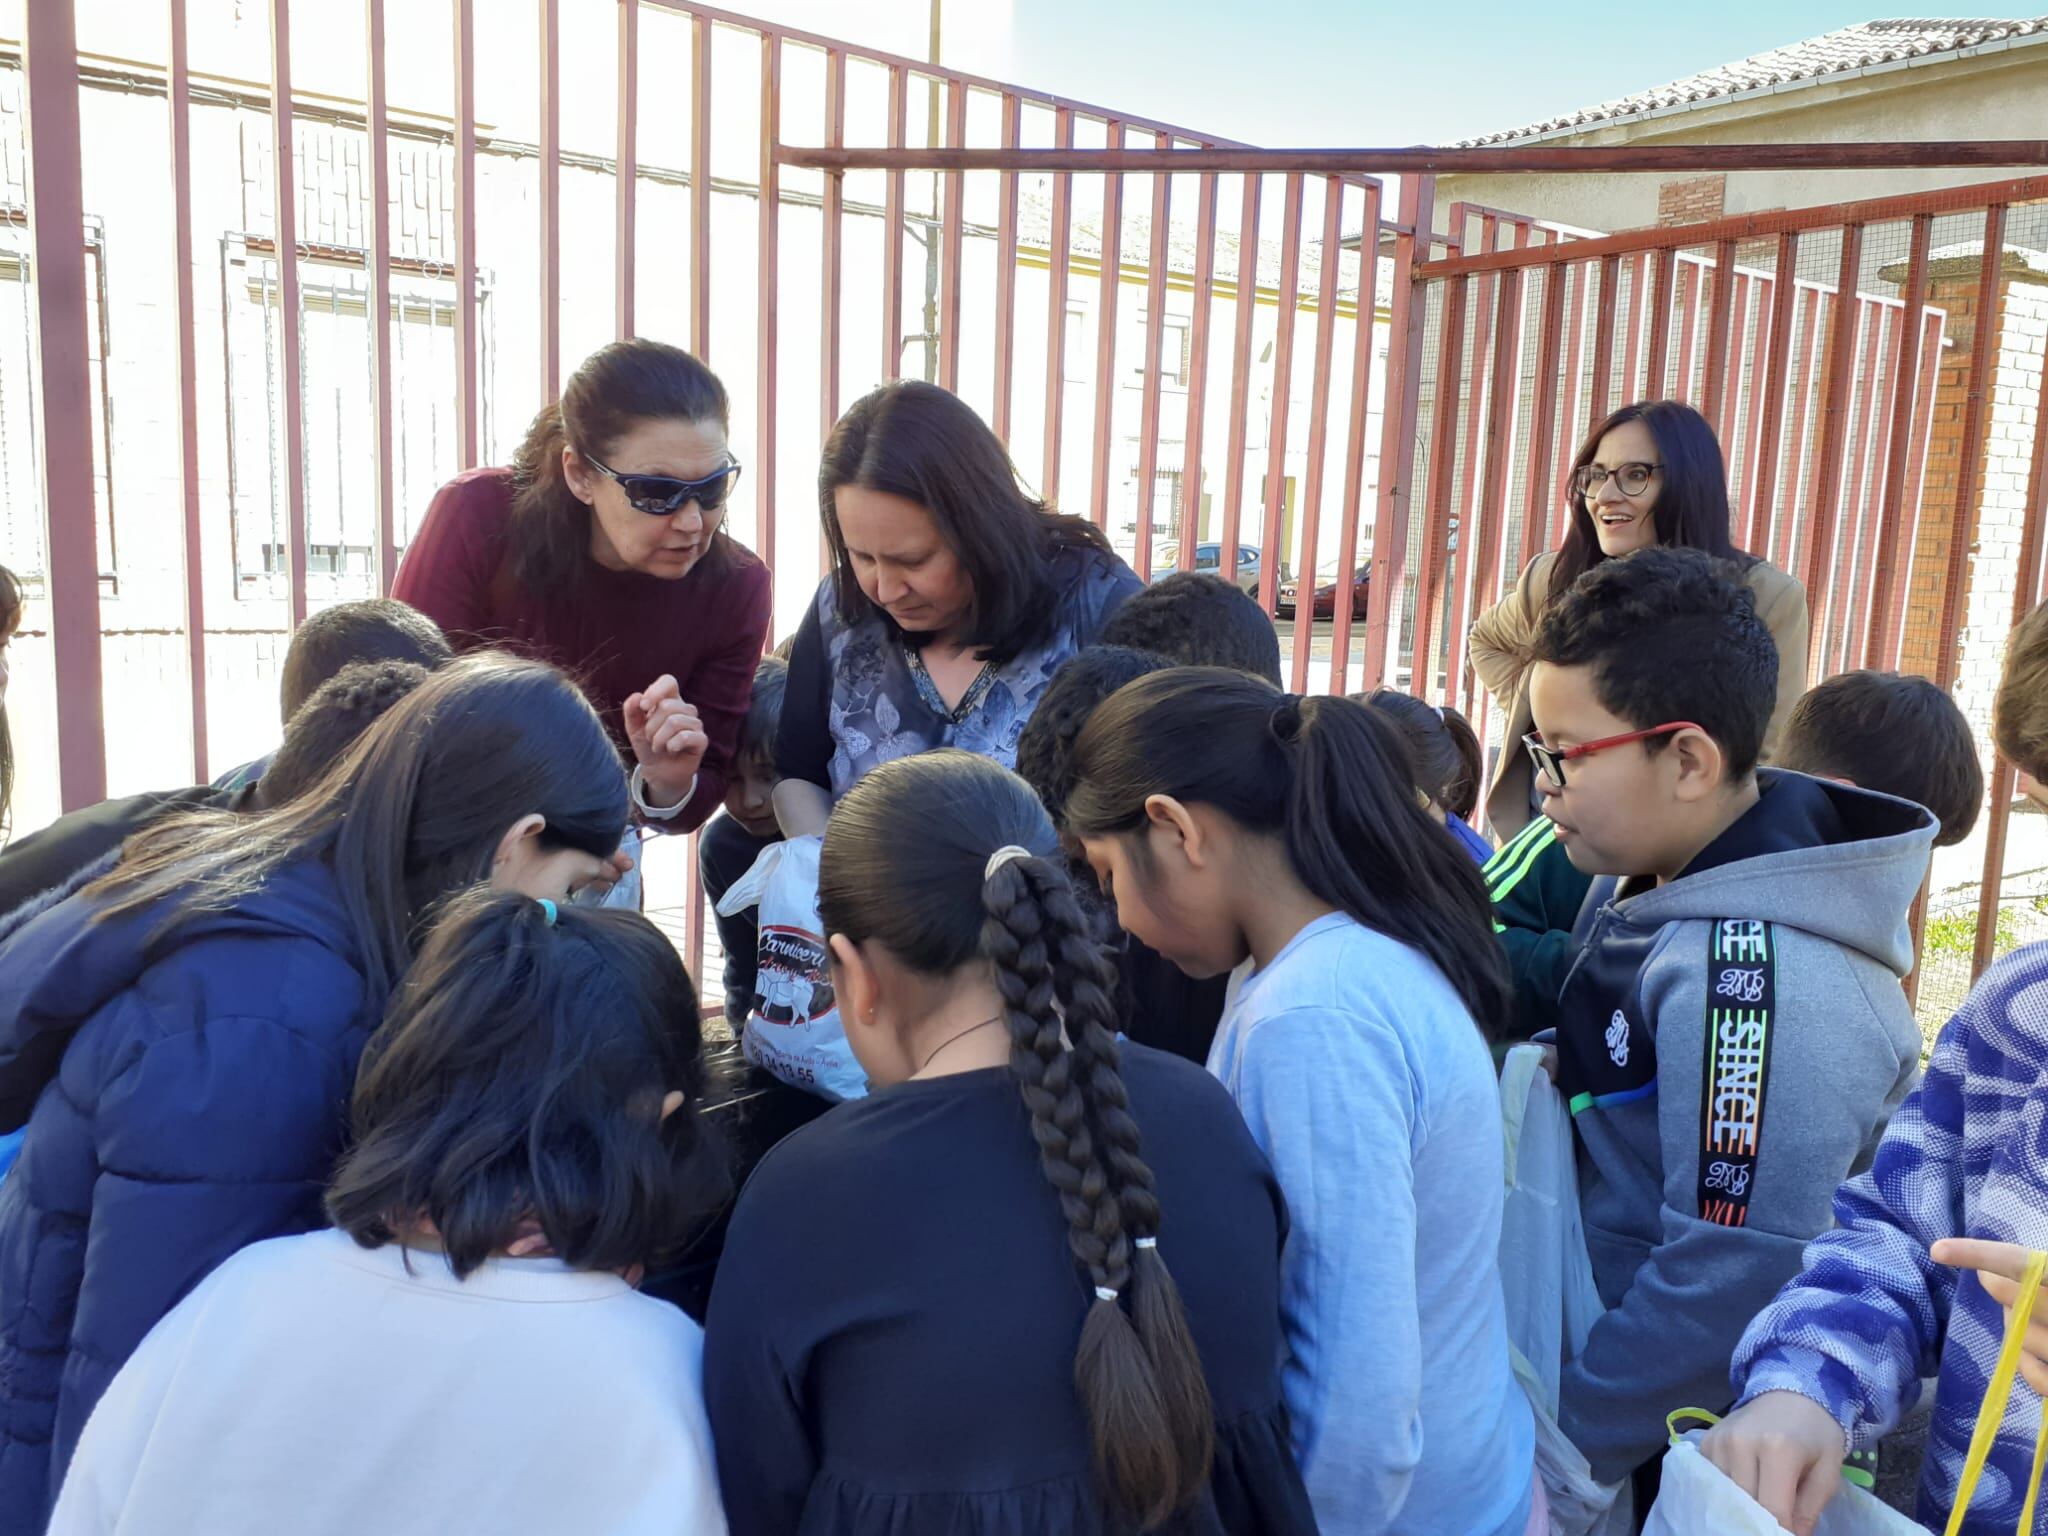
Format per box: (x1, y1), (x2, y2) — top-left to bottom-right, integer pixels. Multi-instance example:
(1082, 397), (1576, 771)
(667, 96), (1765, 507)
(0, 857), (375, 1531)
(1733, 940), (2048, 1534)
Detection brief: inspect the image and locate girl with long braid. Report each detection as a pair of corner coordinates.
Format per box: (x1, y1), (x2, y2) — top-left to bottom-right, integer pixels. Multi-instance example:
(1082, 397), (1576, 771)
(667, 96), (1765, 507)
(702, 749), (1314, 1536)
(1065, 668), (1539, 1536)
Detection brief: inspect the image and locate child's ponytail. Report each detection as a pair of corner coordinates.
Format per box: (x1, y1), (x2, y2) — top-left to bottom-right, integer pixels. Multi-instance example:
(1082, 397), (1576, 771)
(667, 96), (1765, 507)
(980, 853), (1213, 1528)
(1280, 694), (1508, 1032)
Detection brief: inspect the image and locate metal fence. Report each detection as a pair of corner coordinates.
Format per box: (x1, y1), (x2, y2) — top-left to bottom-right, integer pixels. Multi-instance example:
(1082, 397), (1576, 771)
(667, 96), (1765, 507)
(9, 0), (2048, 996)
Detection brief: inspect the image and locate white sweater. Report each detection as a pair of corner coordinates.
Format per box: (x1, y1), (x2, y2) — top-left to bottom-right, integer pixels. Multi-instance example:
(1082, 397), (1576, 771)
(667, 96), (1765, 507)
(48, 1229), (726, 1536)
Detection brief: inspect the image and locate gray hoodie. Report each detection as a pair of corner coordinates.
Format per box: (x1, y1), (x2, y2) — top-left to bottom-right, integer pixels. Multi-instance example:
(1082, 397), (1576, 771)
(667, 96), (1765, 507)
(1551, 771), (1935, 1484)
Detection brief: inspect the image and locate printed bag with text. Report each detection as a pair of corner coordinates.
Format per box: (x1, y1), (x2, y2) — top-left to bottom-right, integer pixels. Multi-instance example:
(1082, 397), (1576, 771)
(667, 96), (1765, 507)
(1644, 1249), (2048, 1536)
(713, 835), (868, 1103)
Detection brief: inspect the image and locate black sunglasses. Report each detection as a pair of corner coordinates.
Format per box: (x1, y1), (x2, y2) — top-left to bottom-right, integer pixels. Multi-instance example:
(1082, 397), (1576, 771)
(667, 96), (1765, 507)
(584, 454), (743, 517)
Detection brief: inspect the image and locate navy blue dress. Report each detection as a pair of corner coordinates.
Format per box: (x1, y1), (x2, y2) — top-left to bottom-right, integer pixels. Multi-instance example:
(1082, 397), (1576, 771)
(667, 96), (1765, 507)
(703, 1044), (1316, 1535)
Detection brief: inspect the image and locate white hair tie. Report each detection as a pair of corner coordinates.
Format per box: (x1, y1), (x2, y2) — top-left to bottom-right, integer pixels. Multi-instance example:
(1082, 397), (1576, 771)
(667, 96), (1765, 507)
(985, 845), (1033, 881)
(1094, 1285), (1120, 1303)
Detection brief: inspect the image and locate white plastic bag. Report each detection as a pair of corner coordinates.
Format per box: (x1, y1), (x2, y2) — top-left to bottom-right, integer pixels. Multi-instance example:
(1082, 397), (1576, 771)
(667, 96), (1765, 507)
(714, 835), (867, 1103)
(1499, 1043), (1632, 1536)
(1642, 1434), (1924, 1536)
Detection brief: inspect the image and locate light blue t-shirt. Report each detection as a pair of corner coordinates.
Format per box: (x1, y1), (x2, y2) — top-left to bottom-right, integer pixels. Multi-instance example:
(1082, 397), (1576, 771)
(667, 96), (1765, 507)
(1208, 911), (1534, 1536)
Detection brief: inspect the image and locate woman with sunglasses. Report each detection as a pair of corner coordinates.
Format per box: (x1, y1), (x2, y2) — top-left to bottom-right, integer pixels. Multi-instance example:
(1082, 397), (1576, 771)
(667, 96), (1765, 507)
(395, 340), (768, 841)
(767, 381), (1142, 839)
(1468, 398), (1808, 841)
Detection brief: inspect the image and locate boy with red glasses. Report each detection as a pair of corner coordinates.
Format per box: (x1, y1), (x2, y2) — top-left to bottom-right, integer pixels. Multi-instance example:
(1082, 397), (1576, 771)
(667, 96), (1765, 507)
(1525, 546), (1937, 1503)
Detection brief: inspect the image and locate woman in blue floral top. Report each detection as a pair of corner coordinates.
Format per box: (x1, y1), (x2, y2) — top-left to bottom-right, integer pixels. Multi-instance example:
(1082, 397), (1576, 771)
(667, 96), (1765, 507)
(770, 382), (1141, 836)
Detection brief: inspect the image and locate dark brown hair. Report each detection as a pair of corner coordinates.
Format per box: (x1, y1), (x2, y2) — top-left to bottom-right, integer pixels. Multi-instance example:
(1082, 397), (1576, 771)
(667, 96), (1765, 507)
(1066, 669), (1509, 1035)
(260, 660), (433, 810)
(328, 888), (724, 1278)
(1550, 400), (1753, 602)
(818, 750), (1213, 1527)
(819, 381), (1116, 666)
(1356, 688), (1483, 823)
(509, 340), (732, 595)
(1995, 598), (2048, 784)
(1779, 671), (1983, 847)
(278, 597), (451, 722)
(87, 653), (627, 1014)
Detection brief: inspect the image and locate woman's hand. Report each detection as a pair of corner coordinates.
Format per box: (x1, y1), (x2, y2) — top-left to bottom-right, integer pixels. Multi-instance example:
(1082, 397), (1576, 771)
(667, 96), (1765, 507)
(1932, 1238), (2048, 1394)
(625, 674), (708, 809)
(1698, 1392), (1847, 1536)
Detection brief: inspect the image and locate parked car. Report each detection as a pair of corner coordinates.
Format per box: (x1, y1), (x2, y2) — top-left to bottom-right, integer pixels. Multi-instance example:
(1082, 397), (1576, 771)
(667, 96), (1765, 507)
(1277, 566), (1370, 622)
(1150, 542), (1264, 595)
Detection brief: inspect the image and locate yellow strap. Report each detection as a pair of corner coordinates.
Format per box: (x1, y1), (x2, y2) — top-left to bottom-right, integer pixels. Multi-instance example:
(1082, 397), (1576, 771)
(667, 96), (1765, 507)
(1945, 1248), (2048, 1536)
(1666, 1406), (1722, 1445)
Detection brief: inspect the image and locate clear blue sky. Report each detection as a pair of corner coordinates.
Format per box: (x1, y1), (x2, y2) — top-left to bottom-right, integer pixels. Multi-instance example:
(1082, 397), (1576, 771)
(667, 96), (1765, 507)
(739, 0), (1941, 145)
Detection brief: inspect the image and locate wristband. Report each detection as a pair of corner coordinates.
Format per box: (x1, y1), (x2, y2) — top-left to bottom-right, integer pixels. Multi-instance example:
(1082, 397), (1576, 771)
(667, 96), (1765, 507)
(630, 764), (696, 822)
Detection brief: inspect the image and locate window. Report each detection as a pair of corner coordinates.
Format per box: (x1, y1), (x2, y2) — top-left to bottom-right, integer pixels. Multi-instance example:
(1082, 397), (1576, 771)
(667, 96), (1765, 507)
(1063, 303), (1090, 382)
(1132, 309), (1193, 389)
(222, 236), (494, 599)
(0, 216), (121, 593)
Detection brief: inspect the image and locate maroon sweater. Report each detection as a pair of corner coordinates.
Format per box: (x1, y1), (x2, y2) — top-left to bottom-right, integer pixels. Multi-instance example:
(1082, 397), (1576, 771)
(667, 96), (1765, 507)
(393, 468), (772, 832)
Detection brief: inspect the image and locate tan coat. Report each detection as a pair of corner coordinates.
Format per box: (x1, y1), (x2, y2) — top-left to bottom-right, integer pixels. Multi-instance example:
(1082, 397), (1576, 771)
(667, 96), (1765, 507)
(1470, 550), (1811, 840)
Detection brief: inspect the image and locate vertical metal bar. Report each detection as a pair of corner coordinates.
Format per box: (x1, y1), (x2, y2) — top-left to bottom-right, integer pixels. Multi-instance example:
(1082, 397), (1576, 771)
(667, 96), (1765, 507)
(1879, 309), (1948, 667)
(1520, 253), (1568, 573)
(1830, 299), (1882, 672)
(1775, 288), (1823, 571)
(1218, 171), (1262, 581)
(685, 834), (707, 981)
(1974, 346), (2048, 980)
(1413, 273), (1469, 701)
(1644, 246), (1675, 396)
(690, 13), (713, 359)
(936, 80), (965, 391)
(1748, 233), (1801, 553)
(1256, 174), (1305, 616)
(1089, 120), (1126, 530)
(22, 0), (105, 807)
(1287, 176), (1344, 692)
(756, 35), (780, 573)
(1448, 217), (1502, 691)
(366, 0), (396, 591)
(1702, 238), (1737, 440)
(1363, 173), (1433, 690)
(168, 0), (209, 776)
(615, 0), (638, 339)
(1132, 131), (1173, 580)
(538, 0), (559, 399)
(881, 64), (907, 382)
(1178, 165), (1219, 567)
(819, 49), (844, 440)
(1863, 213), (1932, 668)
(1327, 181), (1381, 697)
(1674, 256), (1702, 404)
(1589, 253), (1619, 421)
(1620, 250), (1647, 400)
(1740, 275), (1773, 537)
(1457, 233), (1526, 717)
(451, 0), (478, 468)
(991, 92), (1021, 442)
(1850, 304), (1899, 666)
(271, 0), (309, 623)
(1937, 206), (2011, 693)
(1797, 224), (1864, 662)
(1039, 106), (1073, 497)
(1552, 259), (1588, 547)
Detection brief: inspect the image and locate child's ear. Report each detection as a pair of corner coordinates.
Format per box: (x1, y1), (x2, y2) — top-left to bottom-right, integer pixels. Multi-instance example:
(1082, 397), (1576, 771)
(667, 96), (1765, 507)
(827, 933), (879, 1030)
(492, 813), (548, 870)
(1142, 794), (1208, 867)
(1668, 727), (1730, 803)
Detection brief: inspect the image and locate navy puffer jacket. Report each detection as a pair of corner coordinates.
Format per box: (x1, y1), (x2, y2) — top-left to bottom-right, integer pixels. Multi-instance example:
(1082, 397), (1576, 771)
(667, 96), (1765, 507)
(0, 856), (374, 1532)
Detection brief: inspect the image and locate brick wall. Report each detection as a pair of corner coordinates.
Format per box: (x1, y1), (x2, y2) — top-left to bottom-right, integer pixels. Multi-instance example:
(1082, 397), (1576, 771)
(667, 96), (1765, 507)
(1658, 175), (1726, 228)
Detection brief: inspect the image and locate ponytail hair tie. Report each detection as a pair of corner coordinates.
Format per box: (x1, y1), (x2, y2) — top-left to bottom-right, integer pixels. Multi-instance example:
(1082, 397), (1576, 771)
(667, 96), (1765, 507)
(537, 898), (559, 926)
(985, 845), (1033, 882)
(1135, 1236), (1158, 1251)
(1268, 694), (1304, 745)
(1094, 1285), (1120, 1303)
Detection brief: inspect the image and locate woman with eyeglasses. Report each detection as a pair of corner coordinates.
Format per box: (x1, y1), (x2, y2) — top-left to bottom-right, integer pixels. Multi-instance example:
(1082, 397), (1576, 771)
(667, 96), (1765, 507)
(1468, 398), (1808, 841)
(395, 340), (769, 843)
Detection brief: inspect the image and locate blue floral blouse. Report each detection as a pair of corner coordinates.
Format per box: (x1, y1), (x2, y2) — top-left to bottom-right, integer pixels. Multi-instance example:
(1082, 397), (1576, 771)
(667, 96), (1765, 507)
(776, 544), (1143, 799)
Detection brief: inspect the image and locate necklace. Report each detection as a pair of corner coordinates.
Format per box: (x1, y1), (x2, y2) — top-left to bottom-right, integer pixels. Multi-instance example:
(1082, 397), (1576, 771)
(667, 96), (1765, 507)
(916, 1014), (1006, 1075)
